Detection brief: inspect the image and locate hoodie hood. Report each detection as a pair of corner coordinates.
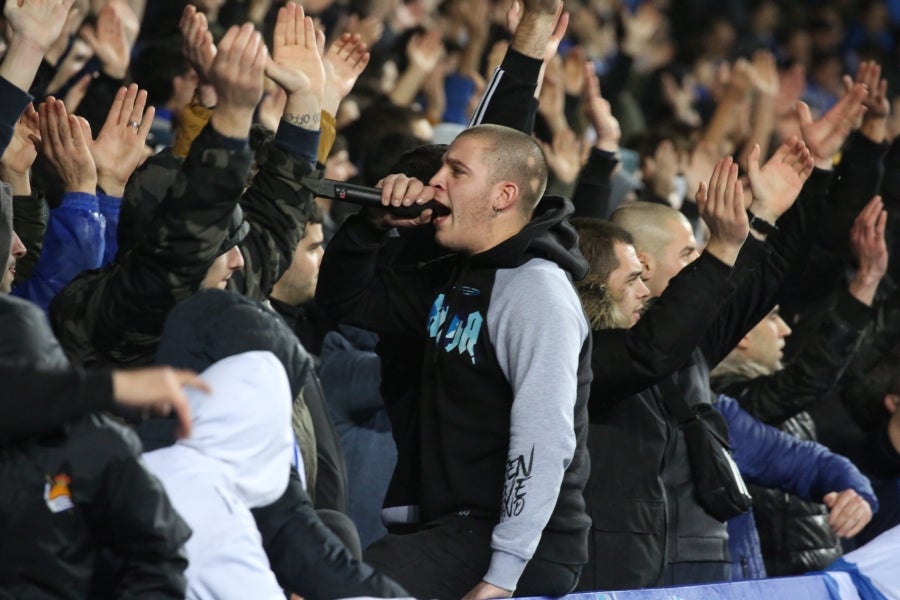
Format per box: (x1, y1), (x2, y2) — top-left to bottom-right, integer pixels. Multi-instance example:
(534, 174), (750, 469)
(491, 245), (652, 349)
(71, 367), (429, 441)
(175, 351), (293, 507)
(469, 195), (589, 280)
(156, 289), (313, 399)
(0, 294), (70, 370)
(0, 182), (12, 283)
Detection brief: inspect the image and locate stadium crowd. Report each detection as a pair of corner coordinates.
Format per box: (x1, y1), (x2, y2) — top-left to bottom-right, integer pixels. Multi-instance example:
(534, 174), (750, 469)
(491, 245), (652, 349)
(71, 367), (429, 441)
(1, 0), (899, 598)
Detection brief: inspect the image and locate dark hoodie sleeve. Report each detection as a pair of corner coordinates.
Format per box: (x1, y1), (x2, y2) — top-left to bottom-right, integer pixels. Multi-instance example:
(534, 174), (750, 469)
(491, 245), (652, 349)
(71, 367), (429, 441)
(699, 168), (833, 366)
(468, 48), (541, 134)
(0, 366), (113, 445)
(0, 76), (32, 157)
(316, 214), (435, 336)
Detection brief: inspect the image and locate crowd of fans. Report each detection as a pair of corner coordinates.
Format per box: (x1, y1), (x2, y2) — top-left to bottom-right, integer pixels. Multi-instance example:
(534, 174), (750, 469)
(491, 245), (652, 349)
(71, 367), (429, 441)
(1, 0), (899, 598)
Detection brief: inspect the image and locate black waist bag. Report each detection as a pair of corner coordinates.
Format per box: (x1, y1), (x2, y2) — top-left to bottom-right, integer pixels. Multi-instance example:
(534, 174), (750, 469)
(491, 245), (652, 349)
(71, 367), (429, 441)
(671, 401), (753, 522)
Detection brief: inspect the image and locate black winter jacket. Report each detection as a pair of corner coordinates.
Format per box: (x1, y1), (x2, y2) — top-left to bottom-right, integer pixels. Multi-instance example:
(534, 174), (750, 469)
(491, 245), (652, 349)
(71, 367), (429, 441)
(578, 168), (834, 591)
(713, 288), (873, 575)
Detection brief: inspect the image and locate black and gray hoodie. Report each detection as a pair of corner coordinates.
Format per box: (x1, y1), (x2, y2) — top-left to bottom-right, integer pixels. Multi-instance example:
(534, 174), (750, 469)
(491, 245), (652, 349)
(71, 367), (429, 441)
(317, 195), (592, 590)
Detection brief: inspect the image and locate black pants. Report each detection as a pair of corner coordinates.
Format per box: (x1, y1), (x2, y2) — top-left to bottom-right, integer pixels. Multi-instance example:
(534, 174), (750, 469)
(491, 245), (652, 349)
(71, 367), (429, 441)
(365, 514), (581, 600)
(252, 469), (408, 600)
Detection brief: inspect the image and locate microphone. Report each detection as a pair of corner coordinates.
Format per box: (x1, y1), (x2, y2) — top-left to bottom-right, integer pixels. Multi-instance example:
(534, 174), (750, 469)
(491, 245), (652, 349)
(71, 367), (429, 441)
(302, 177), (445, 218)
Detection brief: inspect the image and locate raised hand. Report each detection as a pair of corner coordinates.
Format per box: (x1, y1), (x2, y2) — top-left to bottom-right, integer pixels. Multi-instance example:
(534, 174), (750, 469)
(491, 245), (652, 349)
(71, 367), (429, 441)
(265, 1), (326, 128)
(80, 1), (134, 80)
(90, 84), (155, 197)
(4, 0), (75, 54)
(44, 5), (83, 67)
(180, 4), (217, 83)
(38, 97), (97, 194)
(844, 60), (891, 143)
(746, 136), (814, 223)
(848, 195), (888, 306)
(342, 13), (384, 48)
(322, 32), (369, 115)
(583, 62), (620, 153)
(1, 103), (41, 177)
(208, 23), (268, 138)
(1, 0), (76, 91)
(695, 156), (748, 265)
(748, 50), (779, 98)
(620, 2), (661, 57)
(405, 28), (444, 74)
(797, 82), (868, 169)
(540, 127), (583, 184)
(508, 0), (568, 62)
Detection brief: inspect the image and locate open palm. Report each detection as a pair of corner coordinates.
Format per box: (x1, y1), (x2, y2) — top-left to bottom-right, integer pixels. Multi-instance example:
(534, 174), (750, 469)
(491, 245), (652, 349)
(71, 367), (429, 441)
(747, 137), (813, 221)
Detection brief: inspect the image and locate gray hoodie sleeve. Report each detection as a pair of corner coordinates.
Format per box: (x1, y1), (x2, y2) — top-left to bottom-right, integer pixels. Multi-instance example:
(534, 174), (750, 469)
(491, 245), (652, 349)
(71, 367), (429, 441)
(485, 259), (588, 591)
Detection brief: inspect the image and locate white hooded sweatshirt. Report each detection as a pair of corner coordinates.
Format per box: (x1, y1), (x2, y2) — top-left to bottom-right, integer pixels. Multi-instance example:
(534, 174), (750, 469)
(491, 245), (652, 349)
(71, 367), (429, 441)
(143, 351), (294, 600)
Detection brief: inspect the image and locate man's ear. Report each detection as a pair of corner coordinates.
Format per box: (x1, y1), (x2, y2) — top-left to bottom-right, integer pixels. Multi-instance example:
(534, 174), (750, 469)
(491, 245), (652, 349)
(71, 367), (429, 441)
(735, 334), (752, 350)
(884, 393), (900, 415)
(636, 251), (653, 278)
(493, 181), (519, 213)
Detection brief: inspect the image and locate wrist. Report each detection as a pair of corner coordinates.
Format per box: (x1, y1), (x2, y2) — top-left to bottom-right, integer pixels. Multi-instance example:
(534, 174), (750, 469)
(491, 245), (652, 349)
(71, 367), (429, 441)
(102, 62), (128, 81)
(65, 179), (98, 195)
(97, 173), (126, 197)
(703, 238), (742, 267)
(747, 204), (779, 227)
(860, 118), (888, 144)
(283, 99), (323, 132)
(1, 35), (46, 90)
(210, 107), (254, 139)
(595, 137), (619, 153)
(848, 277), (880, 307)
(0, 167), (31, 195)
(746, 208), (779, 237)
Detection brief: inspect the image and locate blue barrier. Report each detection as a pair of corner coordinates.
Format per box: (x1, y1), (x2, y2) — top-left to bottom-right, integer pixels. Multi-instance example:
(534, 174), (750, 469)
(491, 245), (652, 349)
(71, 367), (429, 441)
(518, 573), (860, 600)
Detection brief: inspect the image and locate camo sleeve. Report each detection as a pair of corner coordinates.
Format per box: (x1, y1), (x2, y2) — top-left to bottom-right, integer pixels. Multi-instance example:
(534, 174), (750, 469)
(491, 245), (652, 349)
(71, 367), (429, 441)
(233, 121), (320, 300)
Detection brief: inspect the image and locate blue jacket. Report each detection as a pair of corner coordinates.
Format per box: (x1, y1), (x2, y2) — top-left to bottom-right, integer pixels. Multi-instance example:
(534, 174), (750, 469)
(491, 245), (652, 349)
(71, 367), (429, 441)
(717, 395), (879, 580)
(12, 192), (119, 313)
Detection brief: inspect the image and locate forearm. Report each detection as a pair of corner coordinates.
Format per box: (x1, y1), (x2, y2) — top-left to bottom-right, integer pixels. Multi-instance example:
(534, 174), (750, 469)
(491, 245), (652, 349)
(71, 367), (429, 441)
(596, 252), (735, 402)
(12, 192), (106, 312)
(571, 148), (617, 219)
(388, 65), (429, 107)
(0, 36), (46, 97)
(99, 192), (121, 266)
(12, 191), (47, 283)
(469, 48), (541, 133)
(235, 122), (319, 299)
(0, 76), (34, 156)
(0, 366), (113, 445)
(487, 277), (585, 591)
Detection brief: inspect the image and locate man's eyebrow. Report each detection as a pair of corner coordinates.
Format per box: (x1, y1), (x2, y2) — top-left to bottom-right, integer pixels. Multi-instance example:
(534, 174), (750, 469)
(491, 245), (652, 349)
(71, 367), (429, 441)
(444, 155), (470, 173)
(627, 270), (643, 281)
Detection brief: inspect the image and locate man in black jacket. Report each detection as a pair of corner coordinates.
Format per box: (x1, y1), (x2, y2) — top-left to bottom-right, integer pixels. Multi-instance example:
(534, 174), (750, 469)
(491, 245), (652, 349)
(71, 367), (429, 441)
(574, 83), (867, 591)
(710, 197), (887, 575)
(0, 294), (192, 599)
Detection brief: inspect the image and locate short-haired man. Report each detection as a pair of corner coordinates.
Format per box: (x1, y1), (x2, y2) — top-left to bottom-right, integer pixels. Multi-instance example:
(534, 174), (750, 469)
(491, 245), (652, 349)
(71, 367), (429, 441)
(317, 123), (592, 600)
(571, 129), (851, 589)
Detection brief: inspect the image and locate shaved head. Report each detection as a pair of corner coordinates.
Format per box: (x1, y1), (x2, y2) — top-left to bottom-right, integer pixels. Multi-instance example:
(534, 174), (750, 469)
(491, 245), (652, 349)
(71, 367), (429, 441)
(610, 201), (699, 297)
(455, 124), (548, 215)
(610, 202), (691, 256)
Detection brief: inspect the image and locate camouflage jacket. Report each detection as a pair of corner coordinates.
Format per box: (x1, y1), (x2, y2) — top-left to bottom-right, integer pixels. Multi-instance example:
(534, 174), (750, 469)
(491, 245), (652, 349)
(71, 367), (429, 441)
(231, 124), (320, 301)
(50, 124), (253, 367)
